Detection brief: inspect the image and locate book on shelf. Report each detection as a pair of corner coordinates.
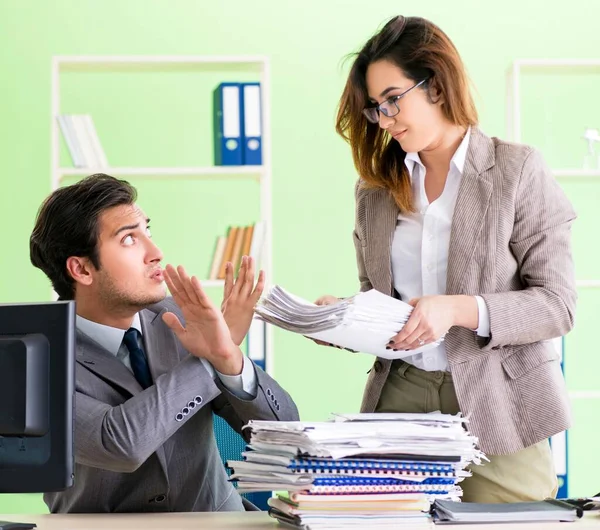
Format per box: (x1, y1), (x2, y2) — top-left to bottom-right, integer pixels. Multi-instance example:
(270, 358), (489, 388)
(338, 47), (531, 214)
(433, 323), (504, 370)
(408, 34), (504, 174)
(216, 226), (239, 279)
(230, 227), (246, 272)
(57, 114), (109, 169)
(209, 221), (266, 280)
(208, 236), (227, 281)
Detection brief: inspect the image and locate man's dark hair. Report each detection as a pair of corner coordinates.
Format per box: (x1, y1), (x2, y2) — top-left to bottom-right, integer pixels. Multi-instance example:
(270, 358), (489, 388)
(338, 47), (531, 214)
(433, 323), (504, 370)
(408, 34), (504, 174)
(30, 173), (137, 300)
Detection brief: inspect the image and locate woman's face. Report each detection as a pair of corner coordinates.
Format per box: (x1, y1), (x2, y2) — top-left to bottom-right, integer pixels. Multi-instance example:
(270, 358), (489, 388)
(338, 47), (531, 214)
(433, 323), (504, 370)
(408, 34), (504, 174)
(365, 59), (449, 154)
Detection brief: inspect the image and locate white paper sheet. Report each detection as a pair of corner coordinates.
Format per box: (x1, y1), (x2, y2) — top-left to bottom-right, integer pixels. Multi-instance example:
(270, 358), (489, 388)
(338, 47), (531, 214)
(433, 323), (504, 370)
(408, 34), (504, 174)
(255, 286), (445, 359)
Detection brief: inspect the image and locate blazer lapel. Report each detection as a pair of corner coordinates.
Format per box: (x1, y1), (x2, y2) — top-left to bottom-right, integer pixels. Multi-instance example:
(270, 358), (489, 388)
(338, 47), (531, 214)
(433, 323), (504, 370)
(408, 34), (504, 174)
(139, 306), (182, 481)
(76, 331), (142, 397)
(139, 306), (182, 380)
(446, 128), (495, 295)
(363, 189), (400, 296)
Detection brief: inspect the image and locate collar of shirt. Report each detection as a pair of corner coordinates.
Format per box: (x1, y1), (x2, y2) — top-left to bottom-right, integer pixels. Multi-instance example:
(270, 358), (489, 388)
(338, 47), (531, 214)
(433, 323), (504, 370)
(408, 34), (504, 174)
(404, 126), (472, 178)
(76, 313), (143, 357)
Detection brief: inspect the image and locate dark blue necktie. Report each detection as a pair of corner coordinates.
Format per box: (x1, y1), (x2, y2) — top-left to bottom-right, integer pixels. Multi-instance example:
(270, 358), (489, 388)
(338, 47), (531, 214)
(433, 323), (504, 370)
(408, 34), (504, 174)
(123, 328), (153, 389)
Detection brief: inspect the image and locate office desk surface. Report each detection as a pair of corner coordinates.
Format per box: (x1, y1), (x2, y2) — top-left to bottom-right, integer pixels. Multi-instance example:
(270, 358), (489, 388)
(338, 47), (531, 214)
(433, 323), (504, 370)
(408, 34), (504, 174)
(3, 512), (600, 530)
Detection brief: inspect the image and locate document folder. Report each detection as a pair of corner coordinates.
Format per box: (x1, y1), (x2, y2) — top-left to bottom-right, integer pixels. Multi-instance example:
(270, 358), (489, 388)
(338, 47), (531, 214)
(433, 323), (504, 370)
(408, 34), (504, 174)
(213, 82), (243, 166)
(241, 82), (262, 165)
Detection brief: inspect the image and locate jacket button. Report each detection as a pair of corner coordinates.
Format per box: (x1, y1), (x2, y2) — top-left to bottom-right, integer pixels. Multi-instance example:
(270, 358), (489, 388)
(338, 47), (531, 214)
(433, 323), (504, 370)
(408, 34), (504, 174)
(154, 494), (166, 503)
(175, 413), (184, 422)
(373, 361), (382, 372)
(194, 396), (203, 405)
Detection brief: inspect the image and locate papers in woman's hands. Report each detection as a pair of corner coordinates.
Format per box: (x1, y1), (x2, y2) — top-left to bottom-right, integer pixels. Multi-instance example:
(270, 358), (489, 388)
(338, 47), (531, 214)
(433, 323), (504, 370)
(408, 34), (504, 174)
(254, 286), (444, 360)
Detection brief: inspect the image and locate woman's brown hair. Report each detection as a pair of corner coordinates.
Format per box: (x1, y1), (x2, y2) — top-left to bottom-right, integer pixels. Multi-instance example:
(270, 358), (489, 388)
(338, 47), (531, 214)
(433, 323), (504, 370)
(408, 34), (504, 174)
(336, 16), (478, 212)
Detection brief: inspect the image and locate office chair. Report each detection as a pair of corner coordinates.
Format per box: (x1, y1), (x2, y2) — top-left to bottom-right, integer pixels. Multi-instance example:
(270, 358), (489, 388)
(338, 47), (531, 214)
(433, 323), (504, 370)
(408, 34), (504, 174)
(212, 414), (271, 511)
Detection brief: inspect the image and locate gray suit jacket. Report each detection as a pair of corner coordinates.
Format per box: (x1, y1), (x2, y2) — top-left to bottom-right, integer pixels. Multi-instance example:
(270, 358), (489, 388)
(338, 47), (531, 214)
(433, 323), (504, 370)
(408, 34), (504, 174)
(355, 127), (577, 455)
(44, 298), (299, 513)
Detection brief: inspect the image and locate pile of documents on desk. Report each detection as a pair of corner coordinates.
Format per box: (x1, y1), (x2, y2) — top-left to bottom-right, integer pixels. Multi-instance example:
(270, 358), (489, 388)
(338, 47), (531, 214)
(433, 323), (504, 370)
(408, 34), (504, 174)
(254, 286), (444, 359)
(227, 412), (485, 528)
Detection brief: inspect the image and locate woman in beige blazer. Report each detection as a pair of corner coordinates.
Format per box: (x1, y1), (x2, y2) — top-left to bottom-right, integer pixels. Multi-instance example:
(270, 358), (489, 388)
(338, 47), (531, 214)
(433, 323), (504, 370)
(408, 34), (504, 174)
(315, 15), (577, 503)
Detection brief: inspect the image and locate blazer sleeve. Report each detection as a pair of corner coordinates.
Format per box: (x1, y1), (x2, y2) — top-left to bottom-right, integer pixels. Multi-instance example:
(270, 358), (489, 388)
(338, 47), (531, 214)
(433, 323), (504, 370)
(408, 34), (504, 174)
(212, 362), (300, 442)
(75, 355), (223, 473)
(479, 148), (577, 350)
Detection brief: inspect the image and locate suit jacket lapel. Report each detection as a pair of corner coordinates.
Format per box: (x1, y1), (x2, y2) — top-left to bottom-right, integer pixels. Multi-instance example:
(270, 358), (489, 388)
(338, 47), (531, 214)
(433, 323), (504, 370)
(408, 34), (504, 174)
(139, 305), (183, 477)
(76, 331), (142, 397)
(446, 127), (495, 295)
(139, 306), (182, 380)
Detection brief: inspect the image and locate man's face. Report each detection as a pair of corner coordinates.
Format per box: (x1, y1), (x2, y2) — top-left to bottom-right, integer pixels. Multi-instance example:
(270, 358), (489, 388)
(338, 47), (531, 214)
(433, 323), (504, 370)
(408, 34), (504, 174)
(91, 203), (166, 310)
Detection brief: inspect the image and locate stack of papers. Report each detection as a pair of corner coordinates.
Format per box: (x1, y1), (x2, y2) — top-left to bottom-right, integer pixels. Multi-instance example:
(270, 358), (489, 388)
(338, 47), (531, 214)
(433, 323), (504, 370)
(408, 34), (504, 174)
(432, 498), (583, 524)
(254, 286), (444, 360)
(228, 412), (485, 529)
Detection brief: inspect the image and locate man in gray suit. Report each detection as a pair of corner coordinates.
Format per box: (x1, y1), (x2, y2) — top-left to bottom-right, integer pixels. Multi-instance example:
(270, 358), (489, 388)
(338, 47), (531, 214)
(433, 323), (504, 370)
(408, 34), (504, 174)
(29, 173), (299, 513)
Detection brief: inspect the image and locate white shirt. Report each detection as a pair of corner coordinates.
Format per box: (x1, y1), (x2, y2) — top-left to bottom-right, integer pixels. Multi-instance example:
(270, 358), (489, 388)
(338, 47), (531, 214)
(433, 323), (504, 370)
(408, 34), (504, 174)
(391, 128), (490, 372)
(76, 313), (258, 398)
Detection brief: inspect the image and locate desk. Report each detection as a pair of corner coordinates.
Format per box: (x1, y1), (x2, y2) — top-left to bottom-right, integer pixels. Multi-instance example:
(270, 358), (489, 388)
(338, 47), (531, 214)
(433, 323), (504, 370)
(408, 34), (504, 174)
(2, 512), (600, 529)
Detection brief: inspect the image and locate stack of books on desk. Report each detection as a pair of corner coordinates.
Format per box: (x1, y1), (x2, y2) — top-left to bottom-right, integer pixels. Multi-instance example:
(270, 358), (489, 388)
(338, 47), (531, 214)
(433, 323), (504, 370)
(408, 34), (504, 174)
(227, 412), (484, 528)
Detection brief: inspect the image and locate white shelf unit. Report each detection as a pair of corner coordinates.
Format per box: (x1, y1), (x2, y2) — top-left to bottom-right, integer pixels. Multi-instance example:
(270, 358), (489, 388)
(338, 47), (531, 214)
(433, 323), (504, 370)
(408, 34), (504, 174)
(51, 55), (274, 373)
(507, 59), (600, 496)
(506, 58), (600, 177)
(507, 58), (600, 389)
(59, 166), (264, 180)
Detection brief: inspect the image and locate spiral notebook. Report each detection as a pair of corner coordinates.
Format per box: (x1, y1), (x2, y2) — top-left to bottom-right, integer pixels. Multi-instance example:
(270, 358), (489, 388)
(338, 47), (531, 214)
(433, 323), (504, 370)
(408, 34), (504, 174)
(312, 477), (456, 487)
(308, 483), (457, 495)
(288, 457), (457, 474)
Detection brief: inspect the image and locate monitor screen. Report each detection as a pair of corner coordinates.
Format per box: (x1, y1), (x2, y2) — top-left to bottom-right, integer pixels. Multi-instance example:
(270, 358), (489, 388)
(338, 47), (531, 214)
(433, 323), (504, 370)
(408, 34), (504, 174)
(0, 301), (75, 493)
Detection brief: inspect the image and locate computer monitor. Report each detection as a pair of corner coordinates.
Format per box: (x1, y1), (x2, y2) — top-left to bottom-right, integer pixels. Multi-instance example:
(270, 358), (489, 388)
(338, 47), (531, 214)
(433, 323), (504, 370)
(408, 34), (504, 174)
(0, 300), (75, 493)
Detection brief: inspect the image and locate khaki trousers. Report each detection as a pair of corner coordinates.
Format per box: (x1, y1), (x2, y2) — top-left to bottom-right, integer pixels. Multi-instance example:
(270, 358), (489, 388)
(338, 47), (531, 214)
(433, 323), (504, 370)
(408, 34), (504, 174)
(375, 360), (558, 503)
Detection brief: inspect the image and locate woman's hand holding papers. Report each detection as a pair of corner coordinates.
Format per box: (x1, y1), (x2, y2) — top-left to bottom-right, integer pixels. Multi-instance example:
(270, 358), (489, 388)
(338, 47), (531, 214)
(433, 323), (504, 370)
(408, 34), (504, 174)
(387, 295), (478, 350)
(307, 295), (357, 352)
(314, 295), (340, 306)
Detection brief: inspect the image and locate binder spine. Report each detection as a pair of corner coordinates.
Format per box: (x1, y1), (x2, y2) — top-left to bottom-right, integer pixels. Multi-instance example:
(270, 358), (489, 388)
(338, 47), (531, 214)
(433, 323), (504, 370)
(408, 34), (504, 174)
(241, 82), (262, 165)
(213, 83), (243, 166)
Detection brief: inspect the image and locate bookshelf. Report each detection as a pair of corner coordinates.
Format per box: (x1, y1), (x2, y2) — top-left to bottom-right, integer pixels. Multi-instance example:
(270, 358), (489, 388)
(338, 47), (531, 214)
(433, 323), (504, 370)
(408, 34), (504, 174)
(51, 55), (274, 373)
(506, 58), (600, 176)
(59, 166), (264, 180)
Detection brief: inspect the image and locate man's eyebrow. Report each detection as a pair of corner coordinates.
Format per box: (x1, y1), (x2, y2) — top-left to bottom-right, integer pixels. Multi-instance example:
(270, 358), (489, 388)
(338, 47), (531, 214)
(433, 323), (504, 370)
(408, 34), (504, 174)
(112, 218), (150, 237)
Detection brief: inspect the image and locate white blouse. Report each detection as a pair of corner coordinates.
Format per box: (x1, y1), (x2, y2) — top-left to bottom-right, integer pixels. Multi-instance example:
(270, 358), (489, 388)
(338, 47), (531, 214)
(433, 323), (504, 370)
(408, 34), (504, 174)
(391, 128), (490, 372)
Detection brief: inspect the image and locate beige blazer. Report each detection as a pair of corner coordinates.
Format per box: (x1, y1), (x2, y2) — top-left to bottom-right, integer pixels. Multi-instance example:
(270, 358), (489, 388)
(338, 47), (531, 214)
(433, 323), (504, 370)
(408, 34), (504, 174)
(355, 127), (577, 455)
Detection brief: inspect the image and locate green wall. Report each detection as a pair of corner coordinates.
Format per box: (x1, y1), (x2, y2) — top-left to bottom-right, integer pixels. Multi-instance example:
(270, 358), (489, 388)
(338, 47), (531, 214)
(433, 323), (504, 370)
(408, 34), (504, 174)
(1, 0), (599, 513)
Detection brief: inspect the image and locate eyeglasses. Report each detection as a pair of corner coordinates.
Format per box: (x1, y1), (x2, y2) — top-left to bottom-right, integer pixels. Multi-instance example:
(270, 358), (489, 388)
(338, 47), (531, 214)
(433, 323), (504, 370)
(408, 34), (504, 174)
(362, 79), (428, 124)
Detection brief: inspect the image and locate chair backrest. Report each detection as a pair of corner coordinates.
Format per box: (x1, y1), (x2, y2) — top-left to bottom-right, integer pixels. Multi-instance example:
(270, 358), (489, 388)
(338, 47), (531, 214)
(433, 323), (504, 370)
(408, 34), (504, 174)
(212, 414), (271, 510)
